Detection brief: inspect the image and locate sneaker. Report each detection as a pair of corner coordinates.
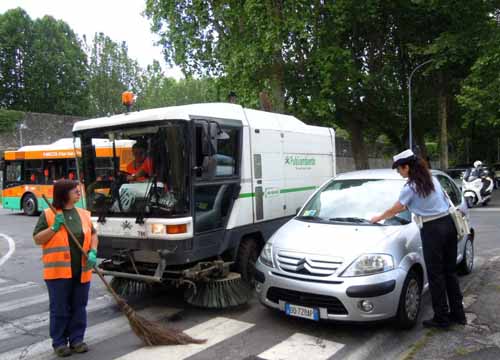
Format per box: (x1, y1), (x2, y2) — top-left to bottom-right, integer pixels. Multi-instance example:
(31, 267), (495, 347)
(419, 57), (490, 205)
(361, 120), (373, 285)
(422, 318), (450, 329)
(70, 342), (89, 353)
(54, 345), (72, 357)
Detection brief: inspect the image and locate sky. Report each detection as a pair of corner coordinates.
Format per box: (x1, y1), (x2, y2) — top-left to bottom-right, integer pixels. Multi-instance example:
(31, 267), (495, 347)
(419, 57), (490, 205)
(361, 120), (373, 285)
(0, 0), (184, 79)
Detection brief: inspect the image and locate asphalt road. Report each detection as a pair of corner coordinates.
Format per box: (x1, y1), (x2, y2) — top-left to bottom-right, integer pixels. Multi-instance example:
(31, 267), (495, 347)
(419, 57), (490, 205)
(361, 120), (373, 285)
(0, 193), (498, 360)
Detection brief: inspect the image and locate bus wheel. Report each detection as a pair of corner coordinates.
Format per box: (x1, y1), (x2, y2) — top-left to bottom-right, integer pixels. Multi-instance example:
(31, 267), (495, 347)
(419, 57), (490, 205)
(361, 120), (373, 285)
(22, 194), (38, 216)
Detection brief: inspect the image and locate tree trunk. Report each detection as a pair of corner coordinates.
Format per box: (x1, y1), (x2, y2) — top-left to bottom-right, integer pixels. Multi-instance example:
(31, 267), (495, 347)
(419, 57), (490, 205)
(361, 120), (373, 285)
(348, 117), (369, 169)
(269, 61), (285, 113)
(438, 90), (449, 170)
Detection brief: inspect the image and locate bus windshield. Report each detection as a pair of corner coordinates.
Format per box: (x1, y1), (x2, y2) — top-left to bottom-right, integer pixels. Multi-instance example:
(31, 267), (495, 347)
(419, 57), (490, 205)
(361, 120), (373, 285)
(79, 121), (189, 219)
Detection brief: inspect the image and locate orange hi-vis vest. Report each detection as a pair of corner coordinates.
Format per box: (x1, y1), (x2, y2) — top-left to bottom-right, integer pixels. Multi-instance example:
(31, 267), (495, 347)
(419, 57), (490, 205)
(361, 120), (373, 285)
(42, 208), (93, 283)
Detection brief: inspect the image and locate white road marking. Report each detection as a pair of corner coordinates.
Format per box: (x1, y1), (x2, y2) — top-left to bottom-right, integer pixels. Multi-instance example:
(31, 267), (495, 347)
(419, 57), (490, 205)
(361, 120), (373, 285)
(258, 333), (345, 360)
(116, 317), (254, 360)
(0, 295), (113, 341)
(470, 207), (500, 212)
(0, 306), (180, 360)
(0, 233), (15, 267)
(0, 282), (38, 296)
(0, 278), (7, 284)
(0, 294), (48, 313)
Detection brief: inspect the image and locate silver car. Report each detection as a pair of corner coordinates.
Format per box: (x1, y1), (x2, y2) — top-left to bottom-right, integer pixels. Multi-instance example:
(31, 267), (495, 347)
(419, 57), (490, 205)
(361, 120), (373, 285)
(255, 169), (475, 328)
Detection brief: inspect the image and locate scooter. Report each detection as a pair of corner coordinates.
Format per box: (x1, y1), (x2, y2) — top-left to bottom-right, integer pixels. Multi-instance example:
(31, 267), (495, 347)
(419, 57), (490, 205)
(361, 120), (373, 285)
(462, 167), (494, 208)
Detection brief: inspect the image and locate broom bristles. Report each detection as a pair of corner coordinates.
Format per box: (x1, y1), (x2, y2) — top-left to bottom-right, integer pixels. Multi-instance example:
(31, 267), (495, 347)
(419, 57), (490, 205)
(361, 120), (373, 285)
(117, 298), (206, 345)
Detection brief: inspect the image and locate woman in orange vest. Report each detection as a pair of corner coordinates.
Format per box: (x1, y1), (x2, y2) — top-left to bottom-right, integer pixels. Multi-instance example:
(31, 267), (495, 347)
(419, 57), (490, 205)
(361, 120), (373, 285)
(33, 180), (98, 357)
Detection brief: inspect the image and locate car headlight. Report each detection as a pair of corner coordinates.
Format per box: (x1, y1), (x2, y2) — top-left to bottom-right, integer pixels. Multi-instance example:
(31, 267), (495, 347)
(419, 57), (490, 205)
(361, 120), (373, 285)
(259, 241), (274, 268)
(341, 254), (394, 277)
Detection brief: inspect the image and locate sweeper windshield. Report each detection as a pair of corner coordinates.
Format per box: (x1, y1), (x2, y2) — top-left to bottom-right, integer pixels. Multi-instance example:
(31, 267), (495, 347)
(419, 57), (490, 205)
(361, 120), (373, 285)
(78, 121), (189, 219)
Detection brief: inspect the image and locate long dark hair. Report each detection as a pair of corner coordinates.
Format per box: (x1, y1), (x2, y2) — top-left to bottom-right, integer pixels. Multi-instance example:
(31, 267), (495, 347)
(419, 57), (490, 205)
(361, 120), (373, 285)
(52, 180), (79, 209)
(407, 157), (435, 197)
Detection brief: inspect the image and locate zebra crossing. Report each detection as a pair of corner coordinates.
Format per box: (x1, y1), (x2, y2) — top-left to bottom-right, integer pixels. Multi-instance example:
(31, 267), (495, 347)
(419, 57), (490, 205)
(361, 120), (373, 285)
(0, 276), (351, 360)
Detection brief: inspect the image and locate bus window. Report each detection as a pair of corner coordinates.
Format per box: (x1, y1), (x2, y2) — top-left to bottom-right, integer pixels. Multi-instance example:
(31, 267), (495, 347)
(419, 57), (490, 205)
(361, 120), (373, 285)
(5, 161), (22, 184)
(44, 159), (66, 183)
(24, 160), (43, 184)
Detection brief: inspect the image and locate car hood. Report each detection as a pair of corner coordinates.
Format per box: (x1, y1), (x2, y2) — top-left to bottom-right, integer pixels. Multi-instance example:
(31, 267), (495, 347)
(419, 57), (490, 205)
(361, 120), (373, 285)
(271, 219), (403, 260)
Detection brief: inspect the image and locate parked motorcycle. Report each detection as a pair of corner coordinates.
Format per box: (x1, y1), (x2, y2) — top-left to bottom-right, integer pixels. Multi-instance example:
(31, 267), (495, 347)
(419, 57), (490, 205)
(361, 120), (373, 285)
(462, 161), (494, 208)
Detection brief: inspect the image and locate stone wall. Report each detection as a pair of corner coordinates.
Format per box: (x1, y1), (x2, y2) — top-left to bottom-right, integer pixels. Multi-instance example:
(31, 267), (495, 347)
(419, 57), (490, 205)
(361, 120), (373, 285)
(0, 112), (85, 152)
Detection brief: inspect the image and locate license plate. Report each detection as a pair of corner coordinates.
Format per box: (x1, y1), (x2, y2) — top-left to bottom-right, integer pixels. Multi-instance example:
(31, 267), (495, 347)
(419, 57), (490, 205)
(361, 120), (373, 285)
(285, 303), (319, 321)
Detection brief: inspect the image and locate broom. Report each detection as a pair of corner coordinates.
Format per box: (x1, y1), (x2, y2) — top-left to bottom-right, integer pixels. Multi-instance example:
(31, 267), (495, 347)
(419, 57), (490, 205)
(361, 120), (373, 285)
(42, 195), (205, 346)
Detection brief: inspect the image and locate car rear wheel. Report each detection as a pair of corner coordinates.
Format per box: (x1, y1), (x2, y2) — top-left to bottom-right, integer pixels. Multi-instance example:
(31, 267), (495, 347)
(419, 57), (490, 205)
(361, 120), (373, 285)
(458, 237), (474, 275)
(465, 197), (474, 208)
(22, 194), (38, 216)
(396, 270), (422, 329)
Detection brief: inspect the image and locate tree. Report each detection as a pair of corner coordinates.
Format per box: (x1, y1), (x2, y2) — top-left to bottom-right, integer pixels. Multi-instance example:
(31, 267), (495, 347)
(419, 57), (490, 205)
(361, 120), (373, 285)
(27, 15), (88, 115)
(136, 61), (220, 110)
(87, 33), (141, 116)
(0, 8), (33, 110)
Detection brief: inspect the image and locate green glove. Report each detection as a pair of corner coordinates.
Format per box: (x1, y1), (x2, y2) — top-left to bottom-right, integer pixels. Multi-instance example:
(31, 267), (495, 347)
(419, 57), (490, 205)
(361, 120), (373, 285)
(51, 213), (65, 232)
(86, 249), (97, 270)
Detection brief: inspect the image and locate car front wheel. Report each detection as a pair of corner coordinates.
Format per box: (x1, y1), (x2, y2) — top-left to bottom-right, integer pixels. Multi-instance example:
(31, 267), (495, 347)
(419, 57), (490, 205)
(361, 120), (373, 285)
(396, 270), (422, 329)
(458, 237), (474, 275)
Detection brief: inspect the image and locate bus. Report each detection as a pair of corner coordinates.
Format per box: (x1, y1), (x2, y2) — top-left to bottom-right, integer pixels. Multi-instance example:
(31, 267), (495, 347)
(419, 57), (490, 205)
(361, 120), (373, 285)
(1, 138), (134, 215)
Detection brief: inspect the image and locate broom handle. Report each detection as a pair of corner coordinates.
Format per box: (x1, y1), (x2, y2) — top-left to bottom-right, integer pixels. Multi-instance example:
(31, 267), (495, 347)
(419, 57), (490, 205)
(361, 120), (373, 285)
(42, 195), (123, 304)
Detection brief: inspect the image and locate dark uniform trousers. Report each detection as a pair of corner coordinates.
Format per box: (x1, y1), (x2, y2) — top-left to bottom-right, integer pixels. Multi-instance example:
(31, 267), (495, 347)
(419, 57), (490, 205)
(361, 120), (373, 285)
(421, 214), (465, 322)
(45, 278), (90, 348)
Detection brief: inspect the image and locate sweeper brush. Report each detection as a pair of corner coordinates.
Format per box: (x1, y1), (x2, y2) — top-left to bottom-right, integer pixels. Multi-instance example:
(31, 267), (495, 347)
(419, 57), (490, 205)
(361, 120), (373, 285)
(110, 277), (154, 297)
(185, 272), (252, 309)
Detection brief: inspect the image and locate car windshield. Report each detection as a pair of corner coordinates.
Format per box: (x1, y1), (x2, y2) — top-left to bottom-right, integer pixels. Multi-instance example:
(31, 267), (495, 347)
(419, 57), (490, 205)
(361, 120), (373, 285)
(298, 178), (411, 226)
(79, 121), (189, 219)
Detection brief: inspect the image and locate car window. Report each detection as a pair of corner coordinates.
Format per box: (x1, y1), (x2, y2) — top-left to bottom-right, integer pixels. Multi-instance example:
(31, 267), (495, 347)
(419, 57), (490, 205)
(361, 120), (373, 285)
(299, 179), (411, 225)
(437, 175), (461, 206)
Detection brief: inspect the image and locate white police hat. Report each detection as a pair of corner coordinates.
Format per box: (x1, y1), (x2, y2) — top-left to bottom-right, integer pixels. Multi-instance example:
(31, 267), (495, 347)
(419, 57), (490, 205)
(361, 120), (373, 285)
(392, 149), (417, 169)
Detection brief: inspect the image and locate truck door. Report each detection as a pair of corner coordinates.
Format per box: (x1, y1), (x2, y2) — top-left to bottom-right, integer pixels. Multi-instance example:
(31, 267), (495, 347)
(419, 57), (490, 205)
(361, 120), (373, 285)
(191, 119), (242, 247)
(250, 122), (285, 222)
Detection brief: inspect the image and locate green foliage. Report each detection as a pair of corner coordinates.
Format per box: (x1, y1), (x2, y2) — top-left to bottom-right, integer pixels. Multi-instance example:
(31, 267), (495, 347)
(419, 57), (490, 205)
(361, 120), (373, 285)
(136, 62), (220, 109)
(146, 0), (500, 167)
(28, 16), (89, 115)
(87, 32), (141, 116)
(0, 9), (89, 115)
(0, 109), (24, 133)
(0, 8), (33, 110)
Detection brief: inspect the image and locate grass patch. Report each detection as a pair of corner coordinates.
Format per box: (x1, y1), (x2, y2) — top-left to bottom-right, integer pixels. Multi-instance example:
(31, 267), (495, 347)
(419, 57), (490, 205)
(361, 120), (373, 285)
(401, 329), (436, 360)
(455, 346), (471, 356)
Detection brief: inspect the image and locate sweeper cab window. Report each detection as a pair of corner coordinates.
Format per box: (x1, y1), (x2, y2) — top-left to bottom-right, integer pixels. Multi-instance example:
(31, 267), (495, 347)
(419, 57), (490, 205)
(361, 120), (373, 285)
(79, 121), (189, 219)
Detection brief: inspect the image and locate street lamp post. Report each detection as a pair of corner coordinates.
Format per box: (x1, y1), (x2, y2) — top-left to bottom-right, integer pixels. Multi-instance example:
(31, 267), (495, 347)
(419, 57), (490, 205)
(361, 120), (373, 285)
(18, 121), (28, 147)
(408, 59), (433, 151)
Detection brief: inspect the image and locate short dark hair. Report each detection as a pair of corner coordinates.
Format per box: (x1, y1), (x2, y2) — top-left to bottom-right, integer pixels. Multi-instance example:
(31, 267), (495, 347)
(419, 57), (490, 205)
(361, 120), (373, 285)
(52, 180), (79, 209)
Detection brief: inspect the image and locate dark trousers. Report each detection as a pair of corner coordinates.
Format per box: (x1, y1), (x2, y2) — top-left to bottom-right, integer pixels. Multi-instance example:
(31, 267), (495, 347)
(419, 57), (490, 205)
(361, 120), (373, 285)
(45, 278), (90, 348)
(421, 215), (465, 322)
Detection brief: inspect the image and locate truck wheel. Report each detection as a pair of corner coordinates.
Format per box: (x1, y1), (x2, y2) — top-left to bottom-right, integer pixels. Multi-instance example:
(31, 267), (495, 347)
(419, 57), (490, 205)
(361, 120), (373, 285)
(396, 270), (422, 329)
(235, 237), (260, 285)
(22, 194), (38, 216)
(458, 237), (474, 275)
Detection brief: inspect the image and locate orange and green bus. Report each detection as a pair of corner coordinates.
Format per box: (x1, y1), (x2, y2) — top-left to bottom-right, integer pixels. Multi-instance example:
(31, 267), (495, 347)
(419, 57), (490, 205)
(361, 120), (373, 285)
(1, 138), (134, 215)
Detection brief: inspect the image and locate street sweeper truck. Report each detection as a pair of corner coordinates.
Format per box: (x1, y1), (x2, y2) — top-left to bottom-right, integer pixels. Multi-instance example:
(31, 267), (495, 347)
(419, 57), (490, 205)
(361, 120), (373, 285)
(72, 102), (335, 308)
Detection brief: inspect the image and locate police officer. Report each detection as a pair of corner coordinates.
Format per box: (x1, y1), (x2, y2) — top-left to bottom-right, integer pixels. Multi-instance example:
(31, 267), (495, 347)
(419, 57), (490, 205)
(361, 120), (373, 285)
(371, 150), (466, 328)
